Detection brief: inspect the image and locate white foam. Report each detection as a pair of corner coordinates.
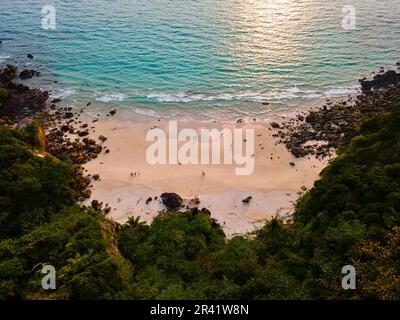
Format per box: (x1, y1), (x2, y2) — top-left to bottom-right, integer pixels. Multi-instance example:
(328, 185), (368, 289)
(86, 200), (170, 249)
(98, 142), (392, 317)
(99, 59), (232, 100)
(96, 93), (126, 103)
(286, 87), (301, 94)
(147, 92), (204, 103)
(324, 86), (359, 96)
(50, 88), (76, 99)
(146, 86), (350, 104)
(303, 93), (323, 99)
(147, 90), (302, 103)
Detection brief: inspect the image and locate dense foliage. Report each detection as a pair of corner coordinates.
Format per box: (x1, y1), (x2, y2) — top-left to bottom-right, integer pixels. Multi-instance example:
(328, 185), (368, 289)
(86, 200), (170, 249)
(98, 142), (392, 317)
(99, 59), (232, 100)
(0, 124), (133, 299)
(1, 107), (400, 299)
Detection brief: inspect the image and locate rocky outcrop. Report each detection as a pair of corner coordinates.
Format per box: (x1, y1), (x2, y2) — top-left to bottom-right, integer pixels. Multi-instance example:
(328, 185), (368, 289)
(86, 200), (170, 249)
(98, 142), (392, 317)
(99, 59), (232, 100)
(278, 69), (400, 158)
(0, 65), (17, 83)
(359, 70), (400, 93)
(0, 66), (49, 122)
(160, 192), (183, 210)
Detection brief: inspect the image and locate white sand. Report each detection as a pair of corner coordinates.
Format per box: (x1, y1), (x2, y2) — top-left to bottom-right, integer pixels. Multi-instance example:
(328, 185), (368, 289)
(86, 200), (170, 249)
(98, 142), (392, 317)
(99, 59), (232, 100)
(82, 115), (329, 237)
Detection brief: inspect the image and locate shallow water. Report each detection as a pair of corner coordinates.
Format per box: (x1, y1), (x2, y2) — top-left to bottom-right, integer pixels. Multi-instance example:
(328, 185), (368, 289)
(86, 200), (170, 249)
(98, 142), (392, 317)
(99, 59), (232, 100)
(1, 0), (399, 119)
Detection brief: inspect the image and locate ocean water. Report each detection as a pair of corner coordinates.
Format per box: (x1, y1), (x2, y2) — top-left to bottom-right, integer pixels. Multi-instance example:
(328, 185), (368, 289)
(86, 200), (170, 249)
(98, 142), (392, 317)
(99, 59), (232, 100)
(1, 0), (400, 120)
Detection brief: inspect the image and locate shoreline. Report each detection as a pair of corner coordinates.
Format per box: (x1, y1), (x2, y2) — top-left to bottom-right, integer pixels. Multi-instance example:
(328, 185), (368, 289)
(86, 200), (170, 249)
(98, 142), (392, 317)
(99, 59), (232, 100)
(80, 115), (329, 236)
(2, 62), (400, 236)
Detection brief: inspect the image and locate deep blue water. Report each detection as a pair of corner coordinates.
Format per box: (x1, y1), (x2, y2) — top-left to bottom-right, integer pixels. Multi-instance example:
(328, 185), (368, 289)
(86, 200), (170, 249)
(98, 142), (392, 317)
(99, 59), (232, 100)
(1, 0), (399, 119)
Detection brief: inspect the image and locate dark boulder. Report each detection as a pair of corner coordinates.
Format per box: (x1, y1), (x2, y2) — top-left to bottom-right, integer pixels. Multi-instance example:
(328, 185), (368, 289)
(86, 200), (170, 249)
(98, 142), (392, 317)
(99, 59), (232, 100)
(242, 196), (252, 204)
(103, 206), (111, 214)
(200, 208), (211, 216)
(270, 122), (280, 129)
(160, 192), (183, 210)
(0, 65), (17, 83)
(51, 98), (62, 103)
(19, 69), (33, 80)
(91, 200), (102, 211)
(78, 130), (89, 137)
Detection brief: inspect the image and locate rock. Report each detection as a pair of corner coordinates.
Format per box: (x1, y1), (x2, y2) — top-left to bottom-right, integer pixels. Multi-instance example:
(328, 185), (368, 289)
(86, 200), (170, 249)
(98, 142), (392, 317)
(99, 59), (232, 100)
(93, 174), (100, 181)
(289, 162), (295, 167)
(297, 115), (305, 121)
(78, 130), (89, 137)
(64, 112), (74, 119)
(146, 197), (152, 205)
(81, 189), (91, 199)
(98, 135), (108, 143)
(242, 196), (252, 204)
(0, 65), (17, 83)
(86, 102), (91, 106)
(27, 54), (34, 59)
(30, 70), (40, 77)
(360, 70), (400, 92)
(91, 200), (102, 211)
(200, 208), (211, 216)
(19, 69), (33, 80)
(51, 98), (62, 103)
(305, 112), (318, 123)
(270, 122), (280, 129)
(103, 207), (111, 215)
(160, 192), (183, 210)
(190, 207), (211, 216)
(291, 147), (306, 158)
(109, 109), (117, 116)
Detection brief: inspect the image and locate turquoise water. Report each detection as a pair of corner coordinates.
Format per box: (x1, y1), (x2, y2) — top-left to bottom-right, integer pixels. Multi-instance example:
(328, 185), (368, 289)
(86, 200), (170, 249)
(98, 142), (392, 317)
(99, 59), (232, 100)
(1, 0), (399, 119)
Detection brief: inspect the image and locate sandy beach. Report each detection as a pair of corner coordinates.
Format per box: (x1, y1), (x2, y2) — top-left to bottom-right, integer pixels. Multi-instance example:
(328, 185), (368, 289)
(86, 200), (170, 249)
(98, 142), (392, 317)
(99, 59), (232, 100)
(81, 114), (329, 237)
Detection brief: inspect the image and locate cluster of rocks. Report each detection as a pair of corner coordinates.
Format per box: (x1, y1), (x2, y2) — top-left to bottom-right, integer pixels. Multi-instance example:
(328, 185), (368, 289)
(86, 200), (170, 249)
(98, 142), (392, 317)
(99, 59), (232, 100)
(158, 192), (217, 224)
(46, 126), (103, 164)
(90, 199), (112, 215)
(44, 106), (108, 201)
(0, 65), (48, 123)
(277, 68), (400, 159)
(359, 69), (400, 93)
(0, 64), (107, 203)
(19, 69), (40, 80)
